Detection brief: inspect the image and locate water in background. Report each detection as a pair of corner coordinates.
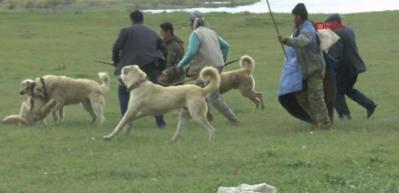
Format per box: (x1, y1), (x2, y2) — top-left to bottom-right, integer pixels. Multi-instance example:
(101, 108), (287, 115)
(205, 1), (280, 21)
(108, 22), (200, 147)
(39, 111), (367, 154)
(145, 0), (399, 14)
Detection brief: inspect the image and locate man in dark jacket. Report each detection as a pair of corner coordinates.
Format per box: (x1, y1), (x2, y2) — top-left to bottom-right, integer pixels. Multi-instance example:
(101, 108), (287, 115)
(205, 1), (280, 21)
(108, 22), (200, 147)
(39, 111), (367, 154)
(326, 13), (377, 119)
(112, 10), (167, 128)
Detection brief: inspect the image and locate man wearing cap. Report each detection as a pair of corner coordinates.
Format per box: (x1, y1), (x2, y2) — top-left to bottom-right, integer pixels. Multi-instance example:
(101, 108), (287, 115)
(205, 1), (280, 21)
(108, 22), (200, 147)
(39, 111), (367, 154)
(176, 11), (240, 124)
(325, 13), (377, 119)
(278, 3), (332, 129)
(112, 10), (167, 128)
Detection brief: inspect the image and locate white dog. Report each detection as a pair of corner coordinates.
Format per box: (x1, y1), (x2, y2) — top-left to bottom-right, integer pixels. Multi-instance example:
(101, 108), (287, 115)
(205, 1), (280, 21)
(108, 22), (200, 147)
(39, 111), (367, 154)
(103, 65), (221, 141)
(31, 72), (110, 124)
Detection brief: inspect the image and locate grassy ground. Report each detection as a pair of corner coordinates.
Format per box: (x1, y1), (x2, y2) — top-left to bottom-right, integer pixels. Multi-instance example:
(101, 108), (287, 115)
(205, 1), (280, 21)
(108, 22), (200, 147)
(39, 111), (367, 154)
(0, 10), (398, 193)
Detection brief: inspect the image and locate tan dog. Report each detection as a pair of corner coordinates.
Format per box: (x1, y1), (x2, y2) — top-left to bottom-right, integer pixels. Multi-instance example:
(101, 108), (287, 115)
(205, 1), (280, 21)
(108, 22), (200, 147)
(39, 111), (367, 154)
(31, 72), (110, 124)
(103, 66), (220, 141)
(2, 97), (56, 125)
(220, 55), (264, 109)
(159, 55), (264, 109)
(2, 79), (56, 125)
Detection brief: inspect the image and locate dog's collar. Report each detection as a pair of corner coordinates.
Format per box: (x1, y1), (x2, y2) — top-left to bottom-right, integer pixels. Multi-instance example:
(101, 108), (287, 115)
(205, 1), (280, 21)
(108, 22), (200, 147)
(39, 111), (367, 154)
(28, 97), (35, 112)
(127, 78), (147, 92)
(29, 82), (36, 97)
(40, 77), (49, 100)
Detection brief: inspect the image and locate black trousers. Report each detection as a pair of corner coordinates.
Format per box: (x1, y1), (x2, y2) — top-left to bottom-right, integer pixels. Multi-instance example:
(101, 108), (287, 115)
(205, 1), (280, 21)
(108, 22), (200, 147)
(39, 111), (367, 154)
(335, 74), (376, 116)
(118, 62), (165, 127)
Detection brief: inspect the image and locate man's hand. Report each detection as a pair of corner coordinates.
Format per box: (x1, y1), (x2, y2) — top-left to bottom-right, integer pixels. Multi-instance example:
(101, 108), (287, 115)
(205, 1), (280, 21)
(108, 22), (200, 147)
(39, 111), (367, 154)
(278, 35), (287, 44)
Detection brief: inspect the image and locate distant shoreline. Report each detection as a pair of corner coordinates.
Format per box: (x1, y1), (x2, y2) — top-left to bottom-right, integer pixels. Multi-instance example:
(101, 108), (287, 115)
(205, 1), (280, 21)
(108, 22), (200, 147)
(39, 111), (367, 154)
(0, 0), (398, 14)
(144, 0), (399, 14)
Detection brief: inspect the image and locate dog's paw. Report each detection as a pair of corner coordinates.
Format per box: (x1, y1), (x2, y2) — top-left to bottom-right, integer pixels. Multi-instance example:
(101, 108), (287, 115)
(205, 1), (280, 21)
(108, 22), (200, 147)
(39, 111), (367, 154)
(208, 133), (216, 141)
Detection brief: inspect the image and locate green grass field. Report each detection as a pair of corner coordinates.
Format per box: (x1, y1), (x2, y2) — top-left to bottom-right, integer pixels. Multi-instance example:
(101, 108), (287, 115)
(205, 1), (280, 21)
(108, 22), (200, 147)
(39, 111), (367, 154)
(0, 10), (398, 193)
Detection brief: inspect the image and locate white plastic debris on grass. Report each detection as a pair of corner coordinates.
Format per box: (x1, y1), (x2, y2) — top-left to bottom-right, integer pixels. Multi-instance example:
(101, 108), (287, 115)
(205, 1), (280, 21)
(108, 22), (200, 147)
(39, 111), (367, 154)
(217, 183), (277, 193)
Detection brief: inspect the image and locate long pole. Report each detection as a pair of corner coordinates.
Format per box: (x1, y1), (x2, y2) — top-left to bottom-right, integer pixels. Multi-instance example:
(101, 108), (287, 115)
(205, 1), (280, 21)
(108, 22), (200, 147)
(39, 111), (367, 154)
(94, 60), (115, 66)
(265, 0), (287, 57)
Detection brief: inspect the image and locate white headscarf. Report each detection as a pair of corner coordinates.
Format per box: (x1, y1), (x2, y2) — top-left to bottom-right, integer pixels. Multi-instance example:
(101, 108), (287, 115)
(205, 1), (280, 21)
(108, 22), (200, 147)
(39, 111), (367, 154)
(190, 10), (205, 30)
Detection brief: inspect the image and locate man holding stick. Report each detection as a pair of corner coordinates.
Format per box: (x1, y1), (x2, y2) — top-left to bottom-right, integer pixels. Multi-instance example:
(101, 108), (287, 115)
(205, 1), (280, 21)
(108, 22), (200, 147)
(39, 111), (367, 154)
(278, 3), (332, 129)
(176, 11), (240, 124)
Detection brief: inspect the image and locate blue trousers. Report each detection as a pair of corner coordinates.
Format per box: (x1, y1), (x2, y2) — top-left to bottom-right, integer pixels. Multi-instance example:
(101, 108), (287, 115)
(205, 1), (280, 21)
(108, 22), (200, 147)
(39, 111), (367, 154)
(118, 64), (166, 127)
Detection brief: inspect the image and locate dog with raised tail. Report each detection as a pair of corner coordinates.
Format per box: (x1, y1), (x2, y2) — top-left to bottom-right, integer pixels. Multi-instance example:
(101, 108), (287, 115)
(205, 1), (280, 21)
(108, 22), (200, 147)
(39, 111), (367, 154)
(159, 55), (265, 109)
(220, 55), (264, 109)
(31, 72), (111, 125)
(103, 65), (220, 141)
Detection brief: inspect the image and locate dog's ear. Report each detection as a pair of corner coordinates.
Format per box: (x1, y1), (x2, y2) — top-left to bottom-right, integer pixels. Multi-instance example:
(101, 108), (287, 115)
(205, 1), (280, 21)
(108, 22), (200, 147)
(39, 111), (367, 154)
(139, 69), (147, 80)
(122, 65), (136, 76)
(130, 65), (147, 80)
(32, 78), (44, 97)
(34, 86), (42, 94)
(122, 67), (129, 76)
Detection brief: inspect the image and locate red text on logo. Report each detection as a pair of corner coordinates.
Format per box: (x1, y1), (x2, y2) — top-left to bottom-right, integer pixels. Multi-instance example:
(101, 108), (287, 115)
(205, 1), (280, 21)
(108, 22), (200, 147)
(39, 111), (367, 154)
(315, 21), (344, 31)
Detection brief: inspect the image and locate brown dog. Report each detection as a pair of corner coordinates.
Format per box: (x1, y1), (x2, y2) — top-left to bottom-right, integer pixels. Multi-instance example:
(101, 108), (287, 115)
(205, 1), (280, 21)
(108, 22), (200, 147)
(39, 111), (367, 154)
(159, 55), (264, 109)
(220, 55), (264, 109)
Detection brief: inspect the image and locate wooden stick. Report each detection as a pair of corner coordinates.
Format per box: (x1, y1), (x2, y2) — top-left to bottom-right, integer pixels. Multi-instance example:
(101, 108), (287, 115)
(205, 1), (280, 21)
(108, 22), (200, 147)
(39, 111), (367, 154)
(172, 58), (240, 86)
(94, 60), (115, 66)
(265, 0), (287, 57)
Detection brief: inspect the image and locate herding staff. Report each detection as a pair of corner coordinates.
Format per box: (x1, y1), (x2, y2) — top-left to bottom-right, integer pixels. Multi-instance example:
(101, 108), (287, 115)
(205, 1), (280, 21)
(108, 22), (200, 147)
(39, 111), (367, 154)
(265, 0), (287, 57)
(94, 58), (240, 86)
(94, 60), (114, 66)
(95, 59), (240, 68)
(174, 58), (240, 85)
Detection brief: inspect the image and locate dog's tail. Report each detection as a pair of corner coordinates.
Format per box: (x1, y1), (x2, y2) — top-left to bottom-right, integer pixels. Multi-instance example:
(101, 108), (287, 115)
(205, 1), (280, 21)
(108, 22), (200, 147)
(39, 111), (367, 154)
(98, 72), (111, 94)
(240, 55), (255, 73)
(2, 115), (29, 125)
(199, 67), (221, 95)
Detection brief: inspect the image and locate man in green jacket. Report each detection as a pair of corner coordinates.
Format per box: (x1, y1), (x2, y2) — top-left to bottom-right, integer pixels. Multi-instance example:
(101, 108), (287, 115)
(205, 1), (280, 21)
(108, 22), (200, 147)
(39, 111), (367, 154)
(159, 22), (185, 85)
(278, 3), (332, 129)
(160, 22), (185, 70)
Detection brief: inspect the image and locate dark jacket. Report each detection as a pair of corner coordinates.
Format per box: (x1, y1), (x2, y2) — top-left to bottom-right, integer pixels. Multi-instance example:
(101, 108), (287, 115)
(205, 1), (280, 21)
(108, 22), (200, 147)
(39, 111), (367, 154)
(328, 25), (367, 76)
(112, 23), (166, 75)
(163, 35), (184, 69)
